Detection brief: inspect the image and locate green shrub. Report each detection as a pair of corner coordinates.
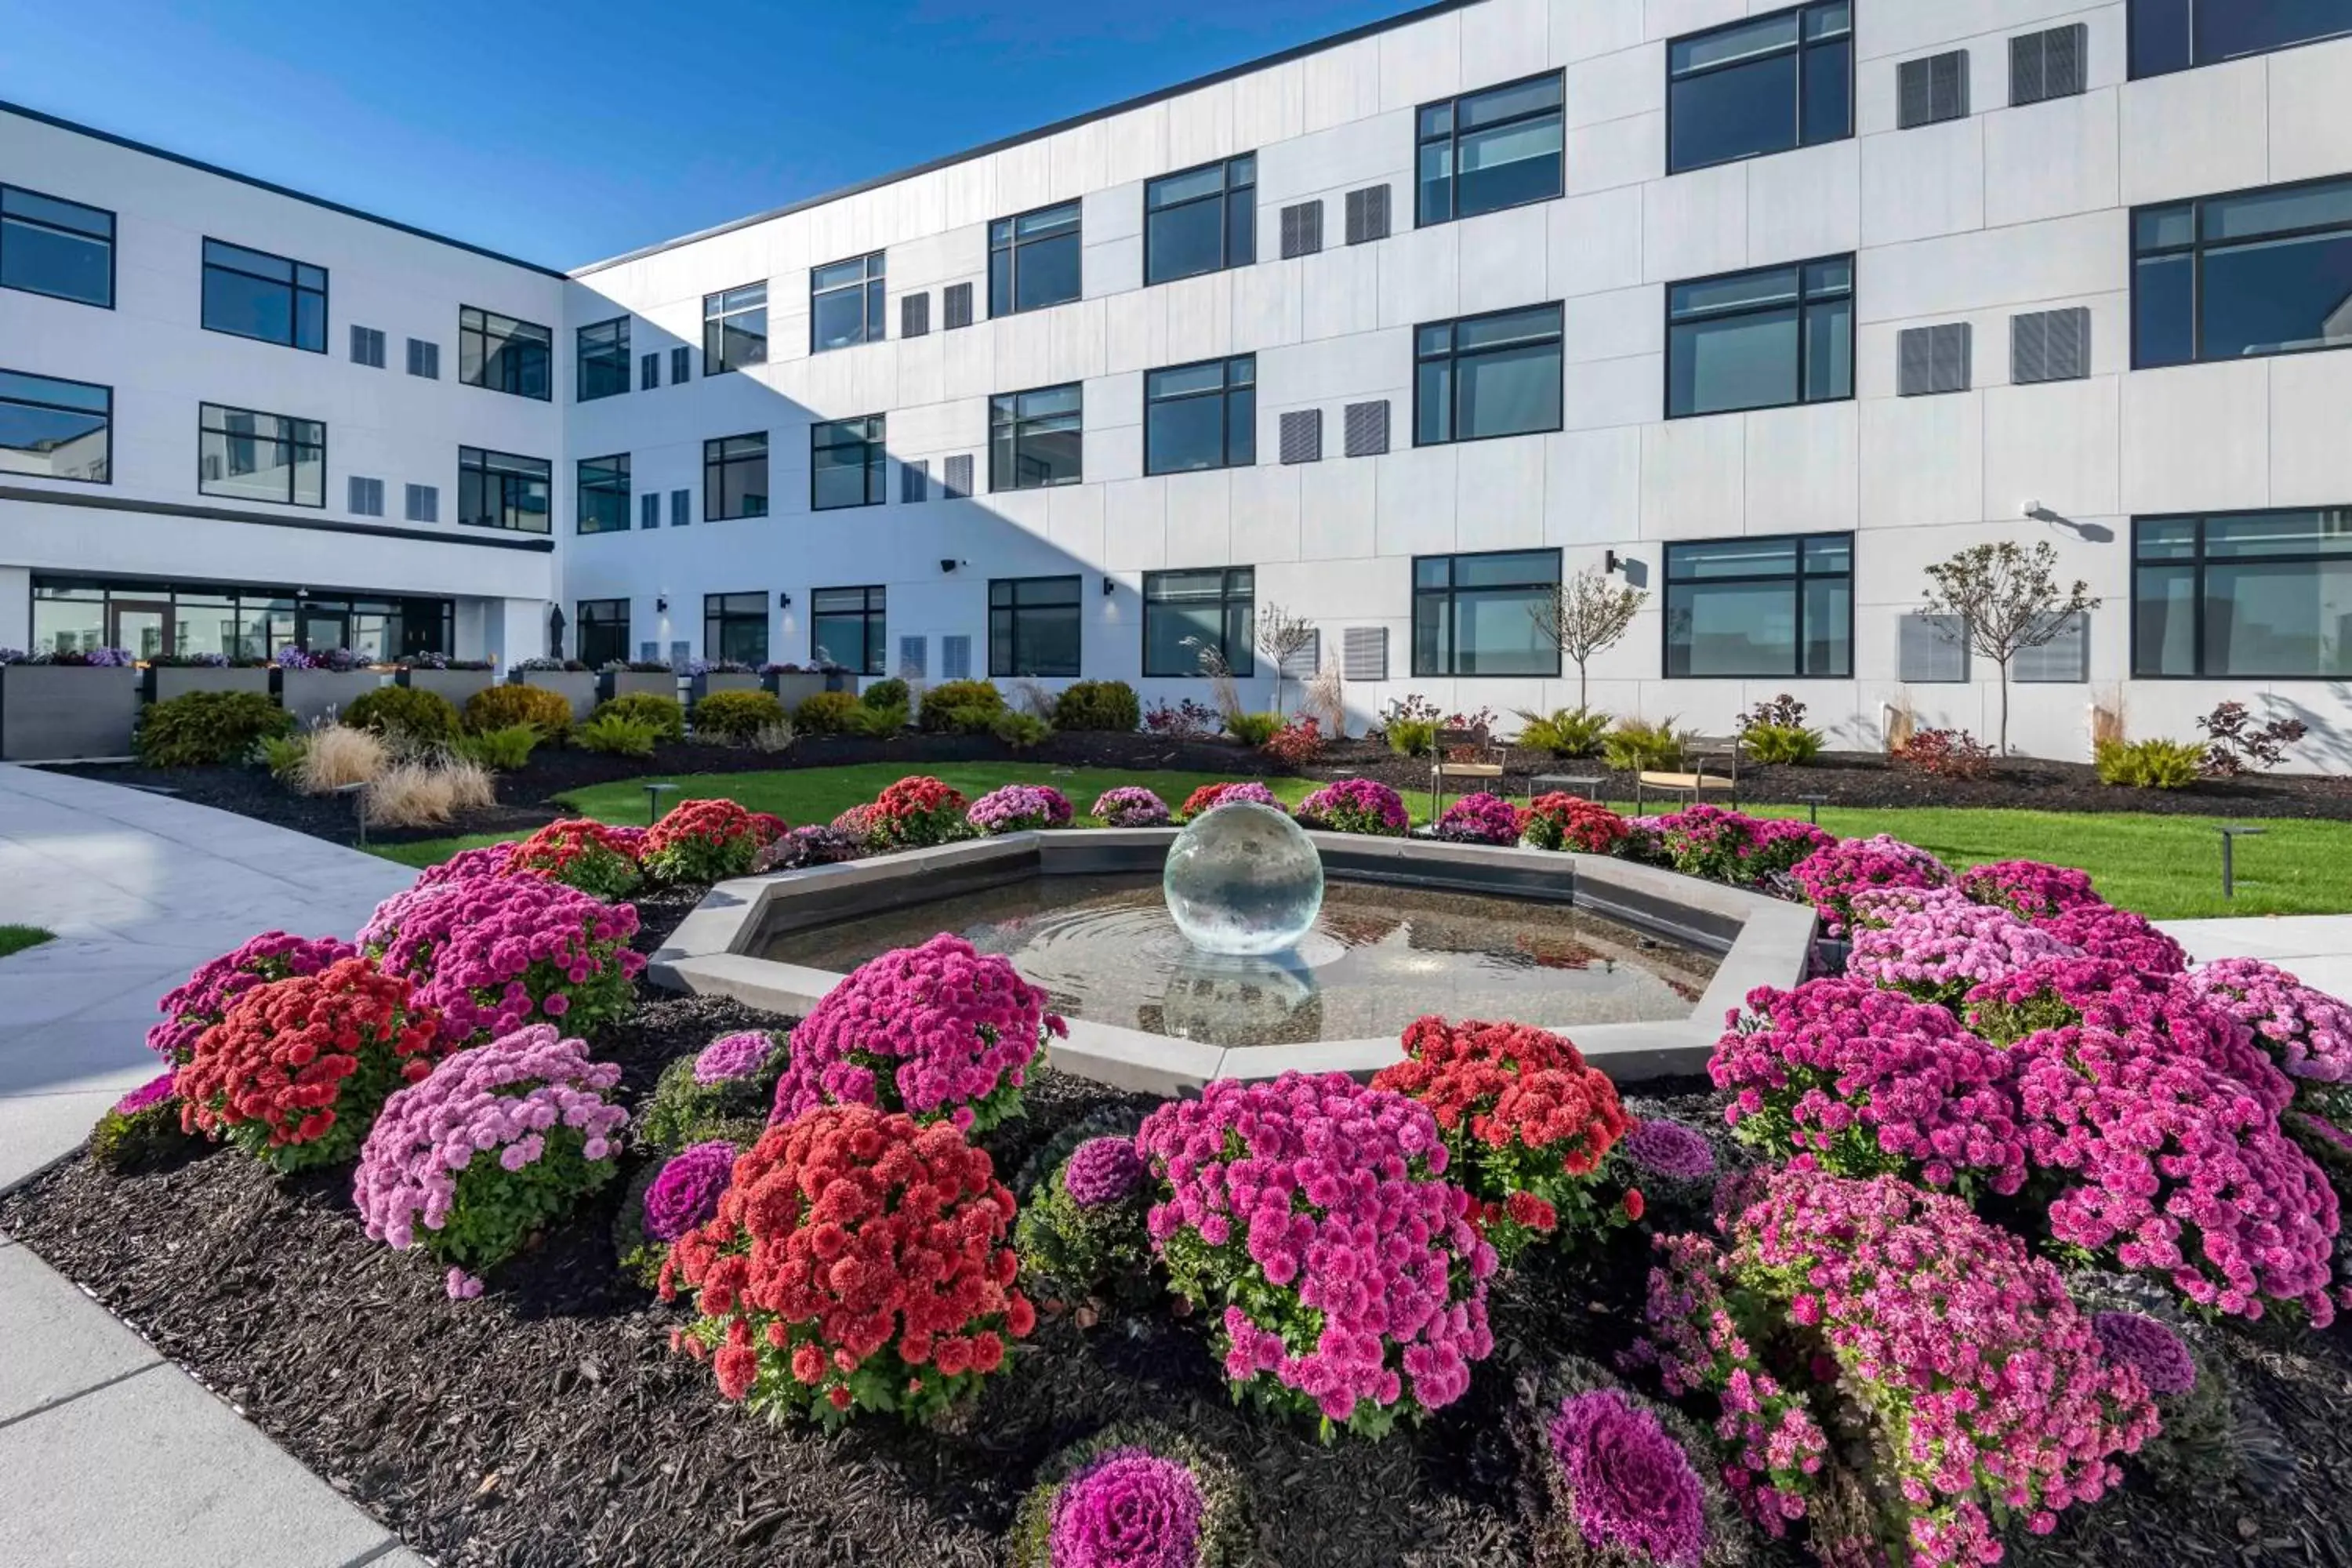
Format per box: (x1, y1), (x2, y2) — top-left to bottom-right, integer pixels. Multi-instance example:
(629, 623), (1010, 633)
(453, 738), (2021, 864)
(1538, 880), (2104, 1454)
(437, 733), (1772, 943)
(590, 691), (684, 742)
(1385, 718), (1438, 757)
(1514, 706), (1610, 758)
(134, 690), (293, 767)
(693, 688), (786, 740)
(1014, 1135), (1155, 1308)
(1744, 722), (1824, 766)
(454, 724), (539, 771)
(1225, 710), (1279, 746)
(91, 1095), (192, 1174)
(344, 684), (460, 743)
(843, 701), (909, 738)
(1052, 679), (1142, 732)
(993, 710), (1051, 750)
(860, 677), (909, 710)
(917, 678), (1007, 734)
(577, 713), (661, 757)
(2096, 737), (2205, 789)
(258, 731), (308, 780)
(794, 690), (859, 734)
(1601, 717), (1686, 772)
(464, 682), (574, 740)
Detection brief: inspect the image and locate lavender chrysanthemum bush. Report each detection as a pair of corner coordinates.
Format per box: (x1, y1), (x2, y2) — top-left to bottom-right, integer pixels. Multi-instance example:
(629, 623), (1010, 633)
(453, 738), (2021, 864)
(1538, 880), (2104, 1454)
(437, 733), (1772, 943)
(968, 782), (1076, 835)
(692, 1029), (780, 1085)
(1090, 786), (1171, 827)
(1295, 778), (1410, 837)
(1845, 886), (2084, 1008)
(2186, 956), (2352, 1116)
(751, 823), (866, 873)
(1062, 1135), (1145, 1207)
(1007, 1424), (1250, 1568)
(2092, 1310), (2198, 1398)
(1432, 790), (1523, 846)
(1620, 1119), (1716, 1183)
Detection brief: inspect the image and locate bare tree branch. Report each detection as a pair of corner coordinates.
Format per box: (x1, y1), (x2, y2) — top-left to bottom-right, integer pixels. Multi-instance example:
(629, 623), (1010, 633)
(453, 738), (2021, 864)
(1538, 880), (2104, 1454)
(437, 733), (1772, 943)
(1919, 539), (2100, 755)
(1527, 568), (1648, 710)
(1253, 602), (1317, 718)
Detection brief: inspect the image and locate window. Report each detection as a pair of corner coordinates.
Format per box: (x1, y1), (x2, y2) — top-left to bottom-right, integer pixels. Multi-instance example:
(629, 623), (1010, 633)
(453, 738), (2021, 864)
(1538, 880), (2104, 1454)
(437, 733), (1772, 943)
(201, 239), (326, 353)
(577, 453), (631, 535)
(458, 446), (552, 533)
(1668, 2), (1853, 174)
(0, 186), (113, 307)
(989, 201), (1082, 316)
(0, 368), (111, 484)
(199, 403), (324, 508)
(639, 351), (659, 390)
(989, 575), (1083, 677)
(811, 585), (887, 674)
(1412, 550), (1562, 677)
(670, 346), (691, 383)
(1668, 256), (1853, 417)
(1416, 73), (1564, 226)
(811, 416), (885, 510)
(459, 306), (552, 400)
(1145, 356), (1255, 474)
(990, 383), (1083, 490)
(704, 432), (769, 520)
(2133, 176), (2352, 368)
(703, 592), (769, 666)
(810, 254), (884, 352)
(640, 492), (659, 530)
(348, 476), (384, 517)
(2131, 0), (2352, 78)
(407, 338), (439, 379)
(2134, 510), (2352, 677)
(578, 318), (630, 401)
(405, 484), (437, 523)
(1146, 155), (1256, 284)
(670, 488), (689, 527)
(1144, 568), (1255, 677)
(1664, 534), (1853, 677)
(1414, 304), (1563, 446)
(578, 598), (630, 669)
(350, 326), (386, 368)
(31, 577), (450, 663)
(703, 281), (768, 373)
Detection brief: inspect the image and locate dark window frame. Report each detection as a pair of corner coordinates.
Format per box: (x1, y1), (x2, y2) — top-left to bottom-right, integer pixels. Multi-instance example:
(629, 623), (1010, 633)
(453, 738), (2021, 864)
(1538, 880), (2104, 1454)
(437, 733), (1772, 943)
(459, 305), (554, 401)
(703, 431), (770, 521)
(575, 452), (631, 535)
(1413, 302), (1565, 448)
(0, 366), (112, 485)
(810, 583), (888, 675)
(1145, 154), (1258, 284)
(1664, 253), (1855, 419)
(576, 597), (630, 668)
(1666, 1), (1854, 176)
(2130, 172), (2352, 368)
(703, 280), (770, 374)
(2129, 0), (2352, 78)
(576, 316), (630, 402)
(989, 381), (1084, 491)
(2130, 508), (2352, 679)
(1414, 70), (1566, 227)
(702, 591), (770, 666)
(198, 401), (326, 510)
(1144, 354), (1257, 475)
(457, 445), (553, 535)
(1662, 532), (1855, 679)
(988, 574), (1083, 678)
(810, 415), (887, 511)
(808, 252), (886, 353)
(0, 183), (116, 310)
(200, 237), (328, 354)
(1142, 566), (1256, 677)
(988, 199), (1083, 318)
(31, 574), (452, 662)
(1411, 549), (1563, 678)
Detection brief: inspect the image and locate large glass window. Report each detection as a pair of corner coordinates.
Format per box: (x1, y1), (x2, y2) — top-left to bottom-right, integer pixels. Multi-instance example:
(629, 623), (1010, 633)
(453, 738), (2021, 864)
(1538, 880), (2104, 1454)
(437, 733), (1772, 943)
(810, 254), (884, 352)
(458, 446), (551, 533)
(32, 576), (449, 662)
(577, 318), (630, 401)
(2133, 510), (2352, 677)
(1417, 73), (1564, 226)
(703, 593), (769, 666)
(811, 585), (887, 675)
(989, 201), (1082, 317)
(459, 307), (552, 400)
(1668, 3), (1852, 175)
(989, 575), (1083, 677)
(704, 432), (770, 520)
(2133, 177), (2352, 368)
(704, 281), (769, 372)
(1668, 256), (1852, 418)
(199, 403), (324, 509)
(1, 186), (114, 308)
(1144, 568), (1255, 677)
(577, 453), (630, 535)
(201, 239), (326, 353)
(1145, 356), (1255, 474)
(577, 598), (630, 669)
(1146, 155), (1256, 284)
(0, 368), (111, 484)
(2131, 0), (2352, 78)
(991, 383), (1083, 490)
(1412, 550), (1561, 677)
(1664, 534), (1853, 677)
(1415, 304), (1563, 446)
(811, 416), (886, 510)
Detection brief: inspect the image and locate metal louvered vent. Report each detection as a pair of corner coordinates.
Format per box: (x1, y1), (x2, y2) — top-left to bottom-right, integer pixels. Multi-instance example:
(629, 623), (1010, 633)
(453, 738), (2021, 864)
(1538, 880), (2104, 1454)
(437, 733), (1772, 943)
(1897, 323), (1972, 396)
(406, 339), (439, 379)
(942, 454), (974, 499)
(347, 476), (384, 516)
(1278, 409), (1323, 464)
(940, 635), (972, 681)
(350, 325), (386, 368)
(1343, 401), (1390, 457)
(2016, 612), (2089, 683)
(1897, 614), (1969, 682)
(942, 282), (974, 330)
(640, 493), (659, 529)
(2011, 24), (2086, 106)
(2013, 307), (2090, 384)
(1897, 50), (1969, 129)
(1341, 626), (1388, 682)
(901, 459), (930, 504)
(1279, 201), (1323, 260)
(639, 351), (659, 390)
(1344, 185), (1391, 245)
(405, 484), (438, 523)
(1279, 630), (1322, 681)
(898, 636), (927, 680)
(900, 292), (930, 338)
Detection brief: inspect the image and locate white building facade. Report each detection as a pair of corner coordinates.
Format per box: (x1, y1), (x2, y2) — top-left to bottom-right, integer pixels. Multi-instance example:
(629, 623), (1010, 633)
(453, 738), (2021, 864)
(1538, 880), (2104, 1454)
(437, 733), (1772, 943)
(9, 0), (2352, 761)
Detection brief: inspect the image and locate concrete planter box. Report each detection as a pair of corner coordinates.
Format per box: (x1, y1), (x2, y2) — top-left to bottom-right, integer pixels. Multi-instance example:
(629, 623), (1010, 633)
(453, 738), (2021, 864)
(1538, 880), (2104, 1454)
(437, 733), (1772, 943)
(763, 672), (829, 709)
(396, 667), (495, 708)
(142, 666), (274, 705)
(0, 665), (140, 760)
(599, 670), (678, 705)
(279, 670), (384, 728)
(690, 673), (762, 702)
(510, 670), (600, 721)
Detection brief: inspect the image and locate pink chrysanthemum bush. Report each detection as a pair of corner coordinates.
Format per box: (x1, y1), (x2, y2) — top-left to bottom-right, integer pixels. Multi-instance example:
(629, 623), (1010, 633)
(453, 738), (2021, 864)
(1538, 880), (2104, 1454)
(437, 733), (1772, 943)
(968, 782), (1075, 835)
(1178, 781), (1282, 822)
(1844, 886), (2085, 1009)
(769, 934), (1064, 1133)
(2185, 956), (2352, 1119)
(147, 931), (359, 1065)
(1958, 858), (2104, 921)
(1788, 833), (1952, 934)
(1089, 786), (1171, 827)
(354, 1022), (628, 1298)
(1136, 1072), (1496, 1439)
(2034, 903), (2189, 975)
(1626, 805), (1833, 888)
(1635, 1167), (2156, 1568)
(364, 875), (644, 1045)
(1432, 790), (1523, 847)
(415, 842), (521, 887)
(1007, 1423), (1251, 1568)
(1295, 778), (1410, 837)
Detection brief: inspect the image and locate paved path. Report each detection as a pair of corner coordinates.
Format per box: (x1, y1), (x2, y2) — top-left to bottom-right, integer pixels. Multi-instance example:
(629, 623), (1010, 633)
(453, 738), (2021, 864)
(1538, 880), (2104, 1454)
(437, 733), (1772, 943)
(2160, 914), (2352, 1002)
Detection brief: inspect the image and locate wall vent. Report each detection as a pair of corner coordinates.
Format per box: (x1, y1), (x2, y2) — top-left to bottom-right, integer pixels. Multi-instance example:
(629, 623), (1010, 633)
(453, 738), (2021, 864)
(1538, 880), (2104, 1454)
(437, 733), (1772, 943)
(1279, 201), (1323, 259)
(1344, 185), (1391, 245)
(1343, 400), (1390, 456)
(1897, 49), (1969, 129)
(2013, 307), (2090, 383)
(1897, 323), (1972, 396)
(2011, 24), (2087, 106)
(1278, 409), (1323, 464)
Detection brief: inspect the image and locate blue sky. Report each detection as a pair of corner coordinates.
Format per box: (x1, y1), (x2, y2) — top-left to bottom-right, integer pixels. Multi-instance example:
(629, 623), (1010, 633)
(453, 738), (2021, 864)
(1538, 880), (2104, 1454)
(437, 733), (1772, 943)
(1, 0), (1413, 269)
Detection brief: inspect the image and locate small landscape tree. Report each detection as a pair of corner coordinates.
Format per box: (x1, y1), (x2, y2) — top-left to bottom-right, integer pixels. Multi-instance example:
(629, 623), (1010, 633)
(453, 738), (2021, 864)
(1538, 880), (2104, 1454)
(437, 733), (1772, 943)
(1920, 540), (2100, 756)
(1527, 568), (1646, 710)
(1253, 602), (1317, 718)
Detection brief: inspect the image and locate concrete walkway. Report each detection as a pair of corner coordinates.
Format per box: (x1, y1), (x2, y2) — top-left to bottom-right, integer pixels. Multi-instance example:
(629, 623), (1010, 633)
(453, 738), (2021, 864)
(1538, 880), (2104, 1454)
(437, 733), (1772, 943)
(2160, 914), (2352, 1003)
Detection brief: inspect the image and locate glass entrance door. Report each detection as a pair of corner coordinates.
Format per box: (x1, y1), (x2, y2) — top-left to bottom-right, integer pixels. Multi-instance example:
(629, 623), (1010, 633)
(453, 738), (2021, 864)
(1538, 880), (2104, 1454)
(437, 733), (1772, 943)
(297, 603), (350, 653)
(107, 598), (172, 659)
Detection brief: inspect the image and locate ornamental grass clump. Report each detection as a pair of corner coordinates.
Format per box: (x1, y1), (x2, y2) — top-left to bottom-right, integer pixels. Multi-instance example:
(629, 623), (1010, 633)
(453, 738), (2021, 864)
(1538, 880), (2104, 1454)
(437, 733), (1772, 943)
(1521, 793), (1628, 855)
(365, 876), (644, 1045)
(771, 933), (1062, 1133)
(504, 818), (644, 900)
(354, 1023), (628, 1298)
(662, 1104), (1034, 1425)
(1178, 781), (1282, 821)
(1015, 1134), (1155, 1310)
(147, 931), (358, 1065)
(866, 775), (973, 849)
(1136, 1072), (1496, 1439)
(1636, 1167), (2155, 1568)
(2185, 956), (2352, 1116)
(1958, 858), (2103, 920)
(176, 956), (447, 1171)
(1090, 786), (1171, 827)
(1007, 1424), (1251, 1568)
(1515, 1359), (1748, 1568)
(1432, 791), (1523, 846)
(968, 782), (1075, 835)
(1844, 886), (2084, 1010)
(641, 798), (786, 883)
(1294, 777), (1409, 836)
(1788, 833), (1952, 934)
(1371, 1017), (1635, 1262)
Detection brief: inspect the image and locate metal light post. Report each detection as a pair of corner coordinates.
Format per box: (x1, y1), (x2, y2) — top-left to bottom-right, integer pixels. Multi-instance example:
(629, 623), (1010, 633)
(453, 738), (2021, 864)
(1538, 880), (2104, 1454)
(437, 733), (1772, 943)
(2218, 823), (2264, 900)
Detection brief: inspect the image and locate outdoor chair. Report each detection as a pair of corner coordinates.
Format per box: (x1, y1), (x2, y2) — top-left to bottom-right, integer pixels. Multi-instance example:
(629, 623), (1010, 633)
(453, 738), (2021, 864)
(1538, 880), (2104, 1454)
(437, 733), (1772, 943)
(1429, 726), (1508, 818)
(1631, 735), (1741, 814)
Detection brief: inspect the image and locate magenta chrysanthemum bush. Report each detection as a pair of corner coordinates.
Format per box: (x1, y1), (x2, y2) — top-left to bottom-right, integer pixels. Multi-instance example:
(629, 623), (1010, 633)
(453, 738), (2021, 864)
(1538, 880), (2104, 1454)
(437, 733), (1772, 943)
(353, 1023), (628, 1296)
(1090, 786), (1171, 827)
(1548, 1389), (1706, 1568)
(1788, 833), (1952, 934)
(1844, 887), (2084, 1008)
(642, 1140), (736, 1243)
(2186, 956), (2352, 1113)
(692, 1029), (780, 1085)
(1636, 1167), (2155, 1568)
(414, 842), (522, 887)
(1958, 858), (2103, 920)
(1619, 1118), (1717, 1183)
(113, 1071), (176, 1116)
(147, 931), (358, 1064)
(768, 933), (1064, 1133)
(1627, 804), (1832, 887)
(1432, 790), (1523, 846)
(2034, 904), (2189, 975)
(1047, 1450), (1204, 1568)
(2091, 1311), (2198, 1398)
(1062, 1135), (1145, 1207)
(968, 783), (1076, 835)
(1296, 778), (1410, 837)
(365, 877), (644, 1045)
(1137, 1072), (1496, 1438)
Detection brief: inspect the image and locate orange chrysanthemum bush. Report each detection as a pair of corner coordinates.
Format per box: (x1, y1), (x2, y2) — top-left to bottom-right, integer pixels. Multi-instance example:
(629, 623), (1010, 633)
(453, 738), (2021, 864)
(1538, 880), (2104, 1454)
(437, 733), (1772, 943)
(174, 956), (446, 1172)
(661, 1104), (1036, 1427)
(1371, 1016), (1636, 1264)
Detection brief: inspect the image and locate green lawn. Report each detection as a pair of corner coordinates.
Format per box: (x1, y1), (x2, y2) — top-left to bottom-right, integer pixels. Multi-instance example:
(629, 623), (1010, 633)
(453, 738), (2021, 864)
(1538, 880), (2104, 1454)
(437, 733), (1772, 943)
(0, 925), (55, 959)
(366, 764), (2352, 921)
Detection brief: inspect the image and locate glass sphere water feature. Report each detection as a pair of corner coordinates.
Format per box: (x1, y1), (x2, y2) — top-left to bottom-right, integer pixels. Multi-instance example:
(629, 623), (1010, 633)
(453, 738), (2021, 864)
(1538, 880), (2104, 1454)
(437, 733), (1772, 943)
(1163, 801), (1324, 956)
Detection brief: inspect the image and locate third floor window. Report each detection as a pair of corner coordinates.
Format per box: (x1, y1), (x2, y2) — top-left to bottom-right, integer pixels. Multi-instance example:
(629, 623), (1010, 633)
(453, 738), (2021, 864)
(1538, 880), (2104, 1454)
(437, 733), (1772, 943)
(990, 201), (1081, 316)
(1668, 257), (1853, 418)
(705, 432), (769, 521)
(1417, 73), (1564, 227)
(705, 281), (768, 372)
(2130, 0), (2352, 78)
(2134, 175), (2352, 367)
(811, 254), (884, 352)
(577, 318), (630, 401)
(811, 415), (886, 510)
(1145, 356), (1254, 474)
(1145, 155), (1255, 284)
(201, 239), (326, 353)
(1668, 3), (1852, 176)
(1415, 304), (1563, 446)
(990, 383), (1083, 490)
(1, 186), (114, 308)
(459, 307), (551, 401)
(200, 402), (324, 508)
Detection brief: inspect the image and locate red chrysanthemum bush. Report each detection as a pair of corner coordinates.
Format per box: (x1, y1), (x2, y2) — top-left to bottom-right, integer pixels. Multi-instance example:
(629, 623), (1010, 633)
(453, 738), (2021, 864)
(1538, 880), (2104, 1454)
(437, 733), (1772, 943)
(866, 775), (974, 850)
(175, 956), (446, 1171)
(1519, 793), (1629, 855)
(504, 818), (646, 899)
(641, 799), (787, 883)
(1371, 1017), (1635, 1263)
(660, 1104), (1034, 1426)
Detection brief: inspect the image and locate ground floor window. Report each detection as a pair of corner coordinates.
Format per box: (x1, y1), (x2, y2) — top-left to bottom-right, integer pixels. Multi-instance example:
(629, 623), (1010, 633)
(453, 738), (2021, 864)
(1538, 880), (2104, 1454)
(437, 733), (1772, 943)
(576, 597), (630, 669)
(30, 575), (450, 662)
(1664, 533), (1853, 677)
(989, 575), (1081, 677)
(702, 591), (768, 665)
(1142, 567), (1254, 676)
(2134, 509), (2352, 677)
(1412, 549), (1560, 676)
(810, 584), (886, 674)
